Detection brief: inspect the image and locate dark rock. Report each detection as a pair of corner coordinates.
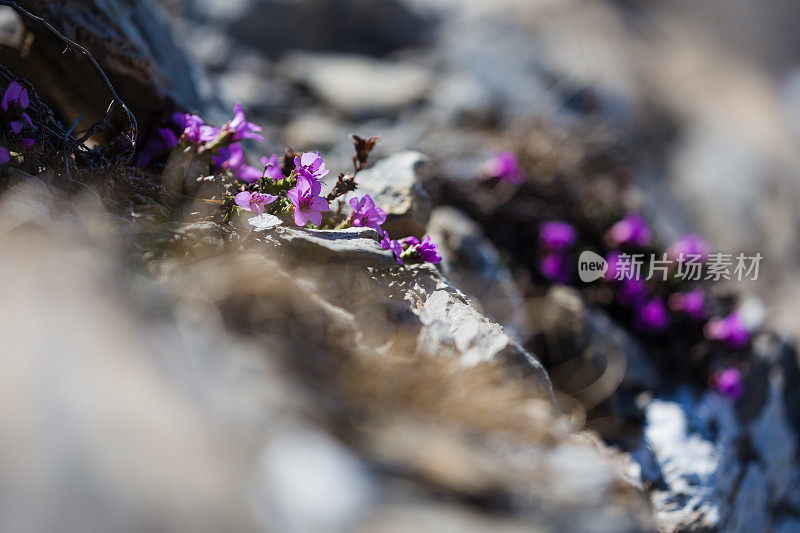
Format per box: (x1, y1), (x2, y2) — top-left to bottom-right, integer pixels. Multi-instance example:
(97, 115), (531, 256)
(184, 0), (434, 57)
(531, 286), (658, 413)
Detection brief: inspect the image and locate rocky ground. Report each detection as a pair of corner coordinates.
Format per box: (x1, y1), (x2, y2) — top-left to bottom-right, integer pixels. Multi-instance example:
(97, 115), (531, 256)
(0, 0), (799, 531)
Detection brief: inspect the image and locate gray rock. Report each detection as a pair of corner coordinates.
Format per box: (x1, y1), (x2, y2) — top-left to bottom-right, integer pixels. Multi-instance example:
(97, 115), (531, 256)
(251, 428), (375, 533)
(246, 215), (397, 267)
(346, 151), (433, 237)
(644, 396), (726, 532)
(531, 285), (658, 412)
(284, 112), (348, 151)
(641, 373), (800, 532)
(370, 264), (551, 390)
(279, 53), (432, 116)
(427, 206), (531, 341)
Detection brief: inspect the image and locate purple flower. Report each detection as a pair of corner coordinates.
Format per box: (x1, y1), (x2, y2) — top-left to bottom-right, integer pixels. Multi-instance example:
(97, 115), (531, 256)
(633, 297), (669, 333)
(223, 102), (263, 142)
(481, 151), (524, 184)
(705, 312), (749, 349)
(714, 368), (743, 400)
(234, 191), (277, 215)
(1, 81), (26, 110)
(397, 235), (441, 264)
(260, 154), (284, 181)
(0, 146), (9, 164)
(617, 278), (647, 307)
(668, 288), (706, 320)
(173, 112), (217, 144)
(667, 233), (710, 262)
(349, 194), (387, 229)
(21, 138), (34, 149)
(213, 143), (262, 183)
(233, 164), (264, 183)
(287, 175), (329, 226)
(540, 252), (571, 283)
(158, 128), (179, 150)
(539, 221), (577, 251)
(294, 152), (329, 181)
(2, 81), (33, 135)
(381, 230), (404, 265)
(414, 236), (443, 264)
(607, 213), (651, 247)
(136, 129), (177, 167)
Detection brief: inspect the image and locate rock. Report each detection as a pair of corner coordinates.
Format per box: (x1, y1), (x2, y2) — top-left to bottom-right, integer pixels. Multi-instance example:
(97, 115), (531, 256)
(530, 285), (658, 416)
(251, 428), (375, 533)
(369, 264), (550, 391)
(641, 374), (800, 532)
(4, 0), (212, 135)
(0, 172), (665, 532)
(284, 112), (348, 150)
(345, 151), (433, 237)
(429, 72), (496, 126)
(427, 206), (531, 341)
(435, 19), (560, 126)
(644, 395), (727, 531)
(279, 53), (432, 116)
(183, 0), (432, 57)
(246, 215), (397, 267)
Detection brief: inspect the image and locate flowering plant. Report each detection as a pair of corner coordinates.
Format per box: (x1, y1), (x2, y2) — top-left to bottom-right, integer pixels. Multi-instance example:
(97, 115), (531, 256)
(135, 104), (441, 266)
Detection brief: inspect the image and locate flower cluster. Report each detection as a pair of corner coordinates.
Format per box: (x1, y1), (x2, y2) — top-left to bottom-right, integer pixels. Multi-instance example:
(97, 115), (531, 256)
(534, 208), (752, 399)
(0, 81), (37, 165)
(380, 233), (441, 265)
(347, 192), (440, 266)
(141, 103), (439, 266)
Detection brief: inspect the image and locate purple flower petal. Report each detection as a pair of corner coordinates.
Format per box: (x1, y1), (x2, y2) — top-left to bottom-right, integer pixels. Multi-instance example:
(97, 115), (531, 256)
(481, 151), (524, 184)
(633, 297), (669, 333)
(2, 81), (21, 111)
(294, 209), (309, 226)
(705, 312), (749, 349)
(540, 252), (571, 283)
(714, 368), (743, 400)
(607, 213), (651, 247)
(261, 154), (283, 181)
(234, 191), (253, 211)
(539, 221), (577, 251)
(311, 195), (330, 212)
(350, 193), (386, 229)
(668, 288), (705, 320)
(381, 230), (404, 265)
(0, 146), (9, 164)
(295, 152), (329, 180)
(667, 233), (710, 262)
(225, 102), (263, 142)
